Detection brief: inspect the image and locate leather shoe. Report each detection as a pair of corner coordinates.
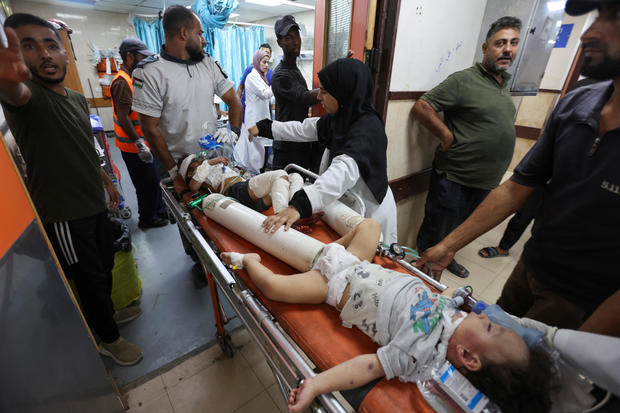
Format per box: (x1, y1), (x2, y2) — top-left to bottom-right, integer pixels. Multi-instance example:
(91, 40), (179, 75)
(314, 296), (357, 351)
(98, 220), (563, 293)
(138, 217), (168, 229)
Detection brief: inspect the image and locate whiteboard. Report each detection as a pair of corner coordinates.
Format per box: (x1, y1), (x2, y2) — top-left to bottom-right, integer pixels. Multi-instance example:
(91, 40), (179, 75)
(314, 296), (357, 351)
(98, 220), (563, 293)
(389, 0), (488, 91)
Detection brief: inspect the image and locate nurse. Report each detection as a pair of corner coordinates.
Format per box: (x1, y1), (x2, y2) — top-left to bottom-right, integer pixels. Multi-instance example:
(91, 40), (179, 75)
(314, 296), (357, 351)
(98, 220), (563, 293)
(233, 49), (274, 172)
(250, 58), (398, 243)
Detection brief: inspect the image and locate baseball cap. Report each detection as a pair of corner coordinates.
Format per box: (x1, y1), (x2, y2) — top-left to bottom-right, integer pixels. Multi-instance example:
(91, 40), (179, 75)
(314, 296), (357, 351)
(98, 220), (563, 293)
(565, 0), (619, 16)
(119, 37), (154, 58)
(274, 15), (300, 37)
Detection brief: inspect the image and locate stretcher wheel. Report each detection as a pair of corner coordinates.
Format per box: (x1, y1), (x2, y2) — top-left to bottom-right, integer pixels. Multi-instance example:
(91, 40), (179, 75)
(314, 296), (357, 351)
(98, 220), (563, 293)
(119, 207), (132, 219)
(218, 333), (234, 358)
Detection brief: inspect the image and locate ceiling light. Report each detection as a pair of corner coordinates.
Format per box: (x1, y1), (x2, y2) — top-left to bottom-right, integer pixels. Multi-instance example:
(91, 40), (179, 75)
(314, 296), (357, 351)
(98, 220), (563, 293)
(56, 13), (87, 21)
(229, 13), (239, 18)
(280, 0), (314, 10)
(246, 0), (282, 6)
(546, 1), (566, 12)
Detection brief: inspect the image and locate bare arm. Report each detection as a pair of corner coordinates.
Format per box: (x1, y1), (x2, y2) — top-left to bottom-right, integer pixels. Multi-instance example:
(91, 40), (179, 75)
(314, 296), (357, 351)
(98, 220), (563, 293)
(220, 87), (242, 130)
(288, 354), (385, 413)
(579, 289), (620, 338)
(418, 180), (535, 278)
(0, 27), (32, 107)
(236, 83), (244, 99)
(139, 113), (176, 170)
(101, 168), (120, 209)
(411, 99), (454, 151)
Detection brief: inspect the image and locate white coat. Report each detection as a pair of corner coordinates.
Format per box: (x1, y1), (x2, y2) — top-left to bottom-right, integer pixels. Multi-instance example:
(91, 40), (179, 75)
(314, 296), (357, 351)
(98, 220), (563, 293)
(233, 68), (273, 172)
(272, 117), (398, 243)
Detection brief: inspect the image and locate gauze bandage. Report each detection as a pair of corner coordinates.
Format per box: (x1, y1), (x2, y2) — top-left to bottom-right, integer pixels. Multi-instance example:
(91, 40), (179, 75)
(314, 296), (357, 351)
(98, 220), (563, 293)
(194, 162), (239, 192)
(227, 252), (245, 269)
(248, 170), (292, 213)
(288, 173), (303, 201)
(179, 154), (194, 180)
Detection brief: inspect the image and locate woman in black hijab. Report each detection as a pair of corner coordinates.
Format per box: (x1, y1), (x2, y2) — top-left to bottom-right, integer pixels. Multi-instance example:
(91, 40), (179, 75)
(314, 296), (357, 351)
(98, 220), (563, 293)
(251, 58), (397, 243)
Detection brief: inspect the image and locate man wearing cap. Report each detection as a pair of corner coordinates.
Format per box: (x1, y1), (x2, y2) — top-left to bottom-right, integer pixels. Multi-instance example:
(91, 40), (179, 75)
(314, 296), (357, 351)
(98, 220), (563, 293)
(418, 0), (620, 337)
(270, 15), (322, 172)
(111, 38), (168, 229)
(132, 5), (243, 179)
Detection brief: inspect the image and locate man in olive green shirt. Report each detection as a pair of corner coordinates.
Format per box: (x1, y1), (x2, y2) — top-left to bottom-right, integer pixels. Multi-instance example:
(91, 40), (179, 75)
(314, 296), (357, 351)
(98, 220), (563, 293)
(412, 16), (521, 278)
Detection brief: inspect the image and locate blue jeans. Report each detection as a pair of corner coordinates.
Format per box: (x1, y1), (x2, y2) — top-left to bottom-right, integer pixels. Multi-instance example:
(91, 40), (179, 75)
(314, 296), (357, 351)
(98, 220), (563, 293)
(416, 170), (490, 252)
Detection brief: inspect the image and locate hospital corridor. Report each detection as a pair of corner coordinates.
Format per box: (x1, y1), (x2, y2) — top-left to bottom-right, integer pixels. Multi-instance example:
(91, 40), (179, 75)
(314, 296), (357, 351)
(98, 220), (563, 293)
(1, 0), (619, 412)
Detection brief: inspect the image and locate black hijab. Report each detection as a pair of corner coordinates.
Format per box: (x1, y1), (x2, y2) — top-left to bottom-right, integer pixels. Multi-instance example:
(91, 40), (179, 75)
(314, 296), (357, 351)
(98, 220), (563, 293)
(316, 58), (388, 203)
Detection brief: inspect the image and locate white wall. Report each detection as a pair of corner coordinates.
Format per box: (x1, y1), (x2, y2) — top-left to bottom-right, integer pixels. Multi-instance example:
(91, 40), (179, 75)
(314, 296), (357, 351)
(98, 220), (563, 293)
(539, 11), (593, 90)
(15, 1), (138, 129)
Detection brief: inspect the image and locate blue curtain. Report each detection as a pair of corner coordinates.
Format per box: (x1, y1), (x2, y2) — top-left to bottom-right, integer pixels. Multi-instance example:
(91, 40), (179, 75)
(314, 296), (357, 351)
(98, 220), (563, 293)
(212, 25), (265, 90)
(132, 17), (164, 54)
(192, 0), (239, 55)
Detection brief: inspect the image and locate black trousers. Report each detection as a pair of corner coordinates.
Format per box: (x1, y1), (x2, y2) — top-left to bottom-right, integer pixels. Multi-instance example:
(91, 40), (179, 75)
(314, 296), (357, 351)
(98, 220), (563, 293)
(121, 151), (167, 224)
(497, 188), (543, 251)
(272, 141), (322, 173)
(45, 211), (119, 343)
(417, 170), (490, 252)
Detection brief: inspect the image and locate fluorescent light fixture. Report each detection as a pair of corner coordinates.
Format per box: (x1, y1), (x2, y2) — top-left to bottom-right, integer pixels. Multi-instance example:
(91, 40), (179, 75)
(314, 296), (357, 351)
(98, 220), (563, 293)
(546, 1), (566, 12)
(56, 13), (88, 21)
(281, 0), (314, 9)
(230, 13), (239, 18)
(246, 0), (282, 6)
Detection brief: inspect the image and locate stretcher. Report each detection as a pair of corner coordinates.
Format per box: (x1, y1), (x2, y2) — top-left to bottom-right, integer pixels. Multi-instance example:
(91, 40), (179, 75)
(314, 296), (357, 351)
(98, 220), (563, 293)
(160, 174), (443, 413)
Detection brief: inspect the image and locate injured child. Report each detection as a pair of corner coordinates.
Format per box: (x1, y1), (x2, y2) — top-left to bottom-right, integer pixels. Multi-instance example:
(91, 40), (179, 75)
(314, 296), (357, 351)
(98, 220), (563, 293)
(221, 219), (553, 413)
(178, 153), (304, 214)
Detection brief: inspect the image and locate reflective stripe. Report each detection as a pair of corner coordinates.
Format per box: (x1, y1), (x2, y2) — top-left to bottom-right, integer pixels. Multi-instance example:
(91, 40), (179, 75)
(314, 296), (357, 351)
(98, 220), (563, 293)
(113, 117), (140, 127)
(115, 134), (139, 144)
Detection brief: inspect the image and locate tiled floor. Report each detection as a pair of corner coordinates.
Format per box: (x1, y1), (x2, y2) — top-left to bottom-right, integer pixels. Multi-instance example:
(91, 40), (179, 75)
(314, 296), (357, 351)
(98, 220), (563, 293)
(123, 214), (532, 412)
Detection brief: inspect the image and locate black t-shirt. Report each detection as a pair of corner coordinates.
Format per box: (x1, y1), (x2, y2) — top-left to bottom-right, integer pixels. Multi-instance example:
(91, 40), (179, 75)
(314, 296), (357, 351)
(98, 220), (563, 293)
(271, 60), (313, 122)
(1, 81), (106, 224)
(511, 80), (620, 312)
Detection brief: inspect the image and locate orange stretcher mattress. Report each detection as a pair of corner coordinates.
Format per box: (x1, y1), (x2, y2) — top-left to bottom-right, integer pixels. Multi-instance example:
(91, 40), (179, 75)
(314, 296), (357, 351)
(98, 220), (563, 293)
(173, 177), (435, 413)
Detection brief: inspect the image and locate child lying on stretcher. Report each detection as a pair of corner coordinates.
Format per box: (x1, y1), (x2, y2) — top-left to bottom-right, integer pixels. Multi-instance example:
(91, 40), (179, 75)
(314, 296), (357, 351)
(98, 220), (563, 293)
(221, 219), (553, 413)
(178, 153), (304, 214)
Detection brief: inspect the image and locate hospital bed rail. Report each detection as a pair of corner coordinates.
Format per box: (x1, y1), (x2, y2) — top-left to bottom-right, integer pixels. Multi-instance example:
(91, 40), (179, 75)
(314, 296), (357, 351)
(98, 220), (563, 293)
(160, 177), (349, 413)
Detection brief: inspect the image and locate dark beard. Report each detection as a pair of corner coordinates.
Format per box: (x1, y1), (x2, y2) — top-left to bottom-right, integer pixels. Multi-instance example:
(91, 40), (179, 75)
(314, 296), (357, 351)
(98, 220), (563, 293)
(29, 64), (67, 85)
(186, 44), (205, 62)
(581, 55), (620, 80)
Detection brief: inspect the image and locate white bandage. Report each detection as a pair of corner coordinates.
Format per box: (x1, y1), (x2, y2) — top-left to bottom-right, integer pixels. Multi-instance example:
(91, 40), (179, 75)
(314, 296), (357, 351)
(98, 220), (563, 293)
(248, 170), (287, 198)
(178, 154), (194, 180)
(227, 252), (245, 269)
(288, 173), (303, 201)
(194, 162), (238, 192)
(271, 176), (290, 214)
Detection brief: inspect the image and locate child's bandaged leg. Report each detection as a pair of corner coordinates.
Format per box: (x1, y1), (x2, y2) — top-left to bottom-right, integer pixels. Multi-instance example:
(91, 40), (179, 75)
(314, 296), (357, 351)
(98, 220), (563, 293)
(248, 170), (290, 213)
(288, 173), (304, 201)
(270, 176), (291, 213)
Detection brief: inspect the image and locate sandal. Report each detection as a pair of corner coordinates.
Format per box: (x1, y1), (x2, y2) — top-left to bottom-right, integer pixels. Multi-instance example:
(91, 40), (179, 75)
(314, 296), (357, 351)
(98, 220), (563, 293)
(446, 259), (469, 278)
(478, 247), (509, 259)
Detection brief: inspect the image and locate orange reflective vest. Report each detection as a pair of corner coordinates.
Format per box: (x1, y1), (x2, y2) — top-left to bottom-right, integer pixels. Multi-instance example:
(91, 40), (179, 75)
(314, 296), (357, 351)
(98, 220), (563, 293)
(111, 70), (148, 154)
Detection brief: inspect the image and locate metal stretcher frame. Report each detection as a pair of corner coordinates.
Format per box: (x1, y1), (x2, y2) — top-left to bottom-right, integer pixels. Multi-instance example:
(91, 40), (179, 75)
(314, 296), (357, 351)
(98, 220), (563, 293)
(161, 176), (438, 413)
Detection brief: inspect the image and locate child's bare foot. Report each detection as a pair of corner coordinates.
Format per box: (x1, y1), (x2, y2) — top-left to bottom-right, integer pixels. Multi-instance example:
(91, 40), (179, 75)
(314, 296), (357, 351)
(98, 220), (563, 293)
(288, 378), (316, 413)
(221, 252), (261, 269)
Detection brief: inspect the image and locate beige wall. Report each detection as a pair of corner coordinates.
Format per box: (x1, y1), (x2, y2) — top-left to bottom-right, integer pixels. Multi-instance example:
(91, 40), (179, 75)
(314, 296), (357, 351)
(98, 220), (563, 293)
(15, 1), (138, 130)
